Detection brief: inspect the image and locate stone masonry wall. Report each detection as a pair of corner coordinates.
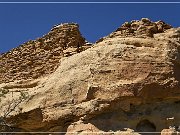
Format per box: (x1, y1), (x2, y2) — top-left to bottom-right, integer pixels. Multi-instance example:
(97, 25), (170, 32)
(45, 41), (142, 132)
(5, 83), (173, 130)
(0, 23), (91, 83)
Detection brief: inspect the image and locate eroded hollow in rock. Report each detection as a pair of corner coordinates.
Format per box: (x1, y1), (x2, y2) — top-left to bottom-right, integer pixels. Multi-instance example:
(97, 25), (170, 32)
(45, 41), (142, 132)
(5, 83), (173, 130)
(136, 119), (156, 132)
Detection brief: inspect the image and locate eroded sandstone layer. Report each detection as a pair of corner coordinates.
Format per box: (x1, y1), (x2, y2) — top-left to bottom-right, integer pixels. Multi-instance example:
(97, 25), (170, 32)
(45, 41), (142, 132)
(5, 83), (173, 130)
(0, 18), (180, 135)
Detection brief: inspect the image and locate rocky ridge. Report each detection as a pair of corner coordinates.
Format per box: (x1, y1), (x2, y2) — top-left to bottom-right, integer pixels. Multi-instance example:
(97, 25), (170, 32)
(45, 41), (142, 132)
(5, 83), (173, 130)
(97, 18), (172, 43)
(0, 19), (180, 134)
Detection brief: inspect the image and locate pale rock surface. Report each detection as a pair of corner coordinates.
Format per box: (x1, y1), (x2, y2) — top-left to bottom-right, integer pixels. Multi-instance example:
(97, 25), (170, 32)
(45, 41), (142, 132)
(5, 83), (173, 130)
(161, 128), (179, 135)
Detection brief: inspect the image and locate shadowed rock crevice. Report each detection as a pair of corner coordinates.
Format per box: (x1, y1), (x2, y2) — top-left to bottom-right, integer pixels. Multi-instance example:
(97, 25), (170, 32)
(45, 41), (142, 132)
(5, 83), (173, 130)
(136, 119), (156, 132)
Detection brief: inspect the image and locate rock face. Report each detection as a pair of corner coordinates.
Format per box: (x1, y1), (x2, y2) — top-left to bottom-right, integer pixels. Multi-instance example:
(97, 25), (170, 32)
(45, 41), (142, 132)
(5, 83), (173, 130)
(161, 128), (179, 135)
(0, 19), (180, 134)
(0, 23), (91, 83)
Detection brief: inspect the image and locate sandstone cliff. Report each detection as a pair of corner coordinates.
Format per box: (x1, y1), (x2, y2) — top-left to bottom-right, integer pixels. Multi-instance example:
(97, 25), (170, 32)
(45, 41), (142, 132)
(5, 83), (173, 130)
(0, 18), (180, 135)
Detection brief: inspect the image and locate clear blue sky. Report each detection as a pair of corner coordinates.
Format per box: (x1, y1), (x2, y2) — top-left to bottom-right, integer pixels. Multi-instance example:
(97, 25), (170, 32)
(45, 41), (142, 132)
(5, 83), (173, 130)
(0, 1), (180, 53)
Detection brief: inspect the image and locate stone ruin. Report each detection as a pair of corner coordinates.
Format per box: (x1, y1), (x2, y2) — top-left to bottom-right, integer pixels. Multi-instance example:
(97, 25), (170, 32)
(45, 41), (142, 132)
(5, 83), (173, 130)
(0, 23), (91, 83)
(111, 18), (172, 38)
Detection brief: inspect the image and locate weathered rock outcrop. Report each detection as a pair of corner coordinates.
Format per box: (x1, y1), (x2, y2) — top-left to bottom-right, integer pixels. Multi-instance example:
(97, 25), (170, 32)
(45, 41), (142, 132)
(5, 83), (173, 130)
(0, 23), (91, 83)
(0, 19), (180, 135)
(97, 18), (172, 43)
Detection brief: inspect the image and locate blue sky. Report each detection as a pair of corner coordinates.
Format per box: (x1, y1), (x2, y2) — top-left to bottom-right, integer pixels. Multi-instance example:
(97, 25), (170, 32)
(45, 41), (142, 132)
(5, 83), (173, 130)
(0, 1), (180, 53)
